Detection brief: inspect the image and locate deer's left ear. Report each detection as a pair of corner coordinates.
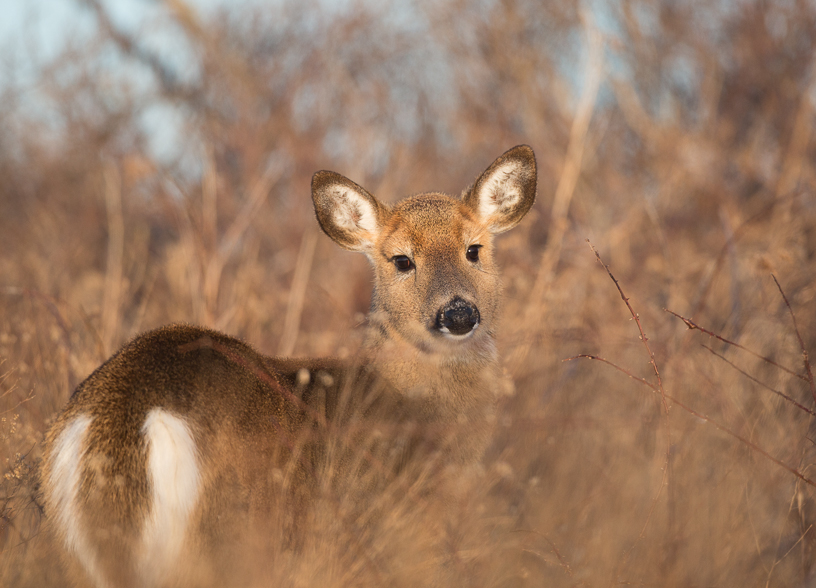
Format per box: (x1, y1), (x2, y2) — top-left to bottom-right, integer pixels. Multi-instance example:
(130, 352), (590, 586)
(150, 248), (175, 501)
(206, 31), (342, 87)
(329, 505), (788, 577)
(464, 145), (537, 234)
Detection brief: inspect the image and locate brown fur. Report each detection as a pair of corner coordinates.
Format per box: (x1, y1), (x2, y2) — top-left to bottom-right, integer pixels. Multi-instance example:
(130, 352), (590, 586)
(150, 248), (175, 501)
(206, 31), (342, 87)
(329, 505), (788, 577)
(40, 145), (537, 587)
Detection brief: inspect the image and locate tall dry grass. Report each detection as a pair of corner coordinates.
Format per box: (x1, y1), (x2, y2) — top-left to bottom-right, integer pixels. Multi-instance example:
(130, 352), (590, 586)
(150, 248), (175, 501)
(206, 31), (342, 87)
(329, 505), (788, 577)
(2, 0), (816, 585)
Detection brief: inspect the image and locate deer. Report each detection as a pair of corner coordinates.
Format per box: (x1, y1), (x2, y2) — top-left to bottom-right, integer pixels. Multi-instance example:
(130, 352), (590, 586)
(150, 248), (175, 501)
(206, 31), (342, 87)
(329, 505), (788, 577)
(40, 145), (537, 588)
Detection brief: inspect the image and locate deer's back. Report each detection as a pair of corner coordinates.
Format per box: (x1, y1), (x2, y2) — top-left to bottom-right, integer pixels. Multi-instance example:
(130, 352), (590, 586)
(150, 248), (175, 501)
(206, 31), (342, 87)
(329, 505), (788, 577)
(42, 324), (386, 587)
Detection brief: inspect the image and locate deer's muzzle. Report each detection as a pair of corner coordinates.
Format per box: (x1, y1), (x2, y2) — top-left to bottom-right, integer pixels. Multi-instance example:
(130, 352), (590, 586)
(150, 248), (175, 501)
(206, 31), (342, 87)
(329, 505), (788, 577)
(436, 297), (480, 336)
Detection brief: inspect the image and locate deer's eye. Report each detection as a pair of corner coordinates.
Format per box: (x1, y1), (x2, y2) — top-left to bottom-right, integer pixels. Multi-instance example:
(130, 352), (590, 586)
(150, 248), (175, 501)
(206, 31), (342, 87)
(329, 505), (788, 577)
(393, 255), (414, 272)
(466, 245), (481, 262)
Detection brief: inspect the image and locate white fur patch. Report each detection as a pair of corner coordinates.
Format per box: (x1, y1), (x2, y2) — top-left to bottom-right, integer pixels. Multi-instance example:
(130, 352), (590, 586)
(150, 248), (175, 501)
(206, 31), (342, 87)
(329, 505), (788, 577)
(477, 161), (523, 220)
(50, 414), (110, 588)
(139, 409), (201, 587)
(439, 321), (479, 339)
(330, 186), (378, 235)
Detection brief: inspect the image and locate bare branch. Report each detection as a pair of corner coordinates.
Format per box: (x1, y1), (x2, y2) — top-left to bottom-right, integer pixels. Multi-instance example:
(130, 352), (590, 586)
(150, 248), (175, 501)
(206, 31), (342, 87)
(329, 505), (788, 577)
(701, 344), (816, 417)
(587, 240), (668, 413)
(665, 308), (807, 382)
(568, 355), (816, 488)
(772, 275), (816, 405)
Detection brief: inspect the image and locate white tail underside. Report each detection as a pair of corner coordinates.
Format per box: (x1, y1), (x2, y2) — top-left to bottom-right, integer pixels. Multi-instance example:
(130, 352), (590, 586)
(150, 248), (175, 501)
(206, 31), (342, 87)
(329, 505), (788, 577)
(50, 409), (202, 588)
(50, 414), (110, 588)
(139, 409), (202, 587)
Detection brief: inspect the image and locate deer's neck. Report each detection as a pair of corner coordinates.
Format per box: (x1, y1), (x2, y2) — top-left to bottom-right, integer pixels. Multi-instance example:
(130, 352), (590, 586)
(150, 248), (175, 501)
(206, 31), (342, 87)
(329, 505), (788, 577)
(359, 323), (500, 465)
(362, 322), (500, 421)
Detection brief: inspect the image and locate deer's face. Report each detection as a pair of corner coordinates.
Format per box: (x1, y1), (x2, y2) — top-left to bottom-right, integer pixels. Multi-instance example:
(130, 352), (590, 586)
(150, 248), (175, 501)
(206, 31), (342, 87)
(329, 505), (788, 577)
(312, 145), (537, 359)
(368, 195), (500, 354)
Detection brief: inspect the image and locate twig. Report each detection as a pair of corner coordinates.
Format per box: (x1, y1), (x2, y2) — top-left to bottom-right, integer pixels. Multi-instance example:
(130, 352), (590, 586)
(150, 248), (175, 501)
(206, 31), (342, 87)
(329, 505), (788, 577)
(0, 395), (34, 417)
(564, 354), (816, 488)
(583, 242), (672, 587)
(665, 309), (807, 382)
(566, 354), (654, 389)
(701, 344), (816, 417)
(765, 478), (812, 588)
(772, 275), (816, 405)
(587, 240), (668, 414)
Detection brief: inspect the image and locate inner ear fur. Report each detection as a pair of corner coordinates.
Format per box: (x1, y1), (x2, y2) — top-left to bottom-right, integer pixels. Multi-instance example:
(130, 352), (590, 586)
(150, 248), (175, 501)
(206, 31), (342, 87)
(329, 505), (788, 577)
(464, 145), (537, 234)
(312, 171), (390, 252)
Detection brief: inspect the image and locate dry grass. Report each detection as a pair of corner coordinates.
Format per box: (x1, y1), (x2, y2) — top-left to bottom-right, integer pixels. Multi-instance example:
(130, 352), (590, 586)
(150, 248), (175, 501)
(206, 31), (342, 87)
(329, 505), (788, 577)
(2, 0), (816, 585)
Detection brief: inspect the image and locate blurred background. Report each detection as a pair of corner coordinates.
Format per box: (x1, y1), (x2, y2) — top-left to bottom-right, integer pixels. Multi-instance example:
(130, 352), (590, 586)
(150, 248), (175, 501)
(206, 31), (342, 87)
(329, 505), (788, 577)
(2, 0), (816, 585)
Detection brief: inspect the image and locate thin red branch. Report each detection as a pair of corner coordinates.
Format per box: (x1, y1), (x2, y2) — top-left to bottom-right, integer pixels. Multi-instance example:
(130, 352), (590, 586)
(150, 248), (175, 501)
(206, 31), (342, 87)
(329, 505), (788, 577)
(582, 242), (672, 587)
(701, 344), (816, 417)
(772, 275), (816, 405)
(587, 240), (668, 413)
(665, 308), (807, 382)
(565, 354), (654, 388)
(565, 355), (816, 488)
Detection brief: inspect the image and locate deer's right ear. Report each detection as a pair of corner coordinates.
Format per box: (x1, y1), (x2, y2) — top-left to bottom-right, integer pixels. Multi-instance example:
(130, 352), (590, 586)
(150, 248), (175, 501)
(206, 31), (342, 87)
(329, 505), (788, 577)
(312, 171), (389, 252)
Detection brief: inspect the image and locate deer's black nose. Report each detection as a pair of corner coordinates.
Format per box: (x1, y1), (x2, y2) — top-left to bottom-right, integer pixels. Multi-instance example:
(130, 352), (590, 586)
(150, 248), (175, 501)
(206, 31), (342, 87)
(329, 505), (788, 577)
(436, 297), (480, 336)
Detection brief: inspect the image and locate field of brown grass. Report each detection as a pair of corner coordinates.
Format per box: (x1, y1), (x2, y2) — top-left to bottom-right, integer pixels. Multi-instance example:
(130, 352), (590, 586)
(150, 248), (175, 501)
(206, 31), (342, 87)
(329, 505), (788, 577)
(2, 0), (816, 585)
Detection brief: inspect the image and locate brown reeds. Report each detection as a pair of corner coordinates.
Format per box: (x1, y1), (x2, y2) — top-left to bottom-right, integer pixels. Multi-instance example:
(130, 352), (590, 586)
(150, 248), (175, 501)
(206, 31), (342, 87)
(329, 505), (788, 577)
(2, 0), (816, 585)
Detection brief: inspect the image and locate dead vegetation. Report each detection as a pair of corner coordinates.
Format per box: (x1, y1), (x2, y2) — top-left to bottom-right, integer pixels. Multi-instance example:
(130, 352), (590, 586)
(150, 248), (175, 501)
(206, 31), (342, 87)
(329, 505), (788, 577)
(2, 0), (816, 585)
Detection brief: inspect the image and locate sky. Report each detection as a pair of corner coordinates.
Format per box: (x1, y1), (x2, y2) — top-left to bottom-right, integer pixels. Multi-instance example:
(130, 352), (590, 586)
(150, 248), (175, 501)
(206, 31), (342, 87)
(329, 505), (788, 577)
(0, 0), (604, 168)
(0, 0), (396, 165)
(0, 0), (350, 70)
(2, 0), (226, 78)
(1, 0), (231, 163)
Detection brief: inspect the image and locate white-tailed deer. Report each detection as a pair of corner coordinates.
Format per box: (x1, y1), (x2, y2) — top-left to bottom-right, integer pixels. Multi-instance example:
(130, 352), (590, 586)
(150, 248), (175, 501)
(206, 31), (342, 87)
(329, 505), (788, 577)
(41, 145), (537, 588)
